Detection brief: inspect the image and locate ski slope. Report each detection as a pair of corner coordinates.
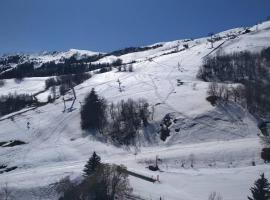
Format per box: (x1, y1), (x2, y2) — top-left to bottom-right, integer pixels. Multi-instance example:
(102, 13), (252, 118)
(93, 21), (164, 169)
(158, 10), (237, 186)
(0, 77), (47, 96)
(0, 21), (270, 200)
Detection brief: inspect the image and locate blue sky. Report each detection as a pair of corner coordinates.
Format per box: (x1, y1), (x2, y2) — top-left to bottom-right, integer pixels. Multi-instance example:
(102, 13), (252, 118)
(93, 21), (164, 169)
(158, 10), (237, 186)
(0, 0), (269, 54)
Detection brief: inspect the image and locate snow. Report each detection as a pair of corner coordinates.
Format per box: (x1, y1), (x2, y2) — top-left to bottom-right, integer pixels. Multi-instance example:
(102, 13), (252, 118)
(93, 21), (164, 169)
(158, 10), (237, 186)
(220, 28), (270, 53)
(0, 21), (270, 200)
(0, 49), (101, 71)
(29, 49), (101, 66)
(0, 77), (47, 96)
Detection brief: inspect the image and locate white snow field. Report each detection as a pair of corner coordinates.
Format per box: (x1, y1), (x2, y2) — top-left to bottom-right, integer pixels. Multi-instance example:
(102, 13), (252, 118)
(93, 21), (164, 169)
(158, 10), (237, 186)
(0, 77), (47, 96)
(0, 21), (270, 200)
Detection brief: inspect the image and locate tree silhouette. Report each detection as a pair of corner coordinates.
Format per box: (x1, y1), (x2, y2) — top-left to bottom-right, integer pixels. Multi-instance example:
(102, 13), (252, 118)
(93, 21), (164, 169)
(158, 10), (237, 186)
(248, 173), (270, 200)
(83, 152), (101, 177)
(80, 88), (107, 131)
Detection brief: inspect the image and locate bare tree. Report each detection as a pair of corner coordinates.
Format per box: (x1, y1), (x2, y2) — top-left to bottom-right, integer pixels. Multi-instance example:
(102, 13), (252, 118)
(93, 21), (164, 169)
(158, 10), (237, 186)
(0, 183), (13, 200)
(208, 191), (223, 200)
(58, 164), (133, 200)
(52, 176), (74, 198)
(103, 164), (133, 200)
(207, 82), (219, 97)
(30, 185), (56, 200)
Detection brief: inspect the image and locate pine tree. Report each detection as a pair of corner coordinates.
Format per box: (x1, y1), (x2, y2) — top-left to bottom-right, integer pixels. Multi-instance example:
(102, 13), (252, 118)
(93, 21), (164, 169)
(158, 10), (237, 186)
(83, 152), (101, 177)
(80, 88), (107, 131)
(248, 173), (270, 200)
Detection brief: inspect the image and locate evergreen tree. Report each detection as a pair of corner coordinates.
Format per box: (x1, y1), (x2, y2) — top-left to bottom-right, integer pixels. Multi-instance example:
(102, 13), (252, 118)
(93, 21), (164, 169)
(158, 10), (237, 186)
(80, 88), (107, 131)
(83, 152), (101, 177)
(248, 173), (270, 200)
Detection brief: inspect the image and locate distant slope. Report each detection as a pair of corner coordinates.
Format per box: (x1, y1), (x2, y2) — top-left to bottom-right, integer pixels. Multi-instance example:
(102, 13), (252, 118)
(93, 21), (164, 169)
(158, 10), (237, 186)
(0, 20), (270, 200)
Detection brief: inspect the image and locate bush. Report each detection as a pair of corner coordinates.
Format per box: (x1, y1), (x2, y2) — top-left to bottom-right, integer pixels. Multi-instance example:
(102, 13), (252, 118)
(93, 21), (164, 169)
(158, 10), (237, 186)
(206, 96), (219, 106)
(112, 58), (123, 67)
(47, 95), (53, 103)
(97, 66), (112, 74)
(160, 125), (170, 141)
(183, 44), (189, 49)
(159, 114), (172, 141)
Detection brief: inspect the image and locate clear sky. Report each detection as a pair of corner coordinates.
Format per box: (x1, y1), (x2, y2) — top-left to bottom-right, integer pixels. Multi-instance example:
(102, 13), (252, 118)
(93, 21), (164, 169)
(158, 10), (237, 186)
(0, 0), (269, 54)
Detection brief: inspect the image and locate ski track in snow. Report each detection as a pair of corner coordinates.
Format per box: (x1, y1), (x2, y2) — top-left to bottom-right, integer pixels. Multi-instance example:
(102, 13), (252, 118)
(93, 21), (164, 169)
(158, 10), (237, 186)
(0, 21), (270, 200)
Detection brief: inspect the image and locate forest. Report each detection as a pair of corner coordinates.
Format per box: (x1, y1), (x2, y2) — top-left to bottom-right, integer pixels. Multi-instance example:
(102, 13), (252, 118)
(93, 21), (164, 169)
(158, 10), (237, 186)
(197, 47), (270, 116)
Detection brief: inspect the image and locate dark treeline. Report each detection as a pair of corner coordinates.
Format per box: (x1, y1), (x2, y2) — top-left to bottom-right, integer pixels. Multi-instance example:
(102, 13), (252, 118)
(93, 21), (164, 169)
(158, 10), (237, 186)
(45, 73), (92, 90)
(0, 55), (25, 74)
(197, 47), (270, 116)
(0, 65), (12, 74)
(108, 44), (163, 56)
(45, 73), (93, 97)
(60, 53), (105, 64)
(0, 43), (161, 79)
(0, 93), (37, 116)
(0, 55), (22, 65)
(80, 89), (150, 145)
(0, 61), (113, 79)
(198, 48), (270, 82)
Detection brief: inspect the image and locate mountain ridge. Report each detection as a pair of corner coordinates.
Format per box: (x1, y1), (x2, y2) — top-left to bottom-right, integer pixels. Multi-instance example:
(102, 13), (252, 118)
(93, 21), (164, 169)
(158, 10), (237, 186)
(0, 20), (270, 200)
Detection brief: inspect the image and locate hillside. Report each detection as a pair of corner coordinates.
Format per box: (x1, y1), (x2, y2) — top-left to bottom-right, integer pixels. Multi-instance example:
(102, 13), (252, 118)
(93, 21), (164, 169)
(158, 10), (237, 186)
(0, 21), (270, 200)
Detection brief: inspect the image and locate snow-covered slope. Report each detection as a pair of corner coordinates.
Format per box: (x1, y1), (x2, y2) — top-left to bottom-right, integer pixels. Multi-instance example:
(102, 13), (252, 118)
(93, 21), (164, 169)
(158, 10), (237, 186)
(0, 21), (270, 200)
(0, 77), (47, 96)
(0, 48), (101, 71)
(29, 49), (101, 66)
